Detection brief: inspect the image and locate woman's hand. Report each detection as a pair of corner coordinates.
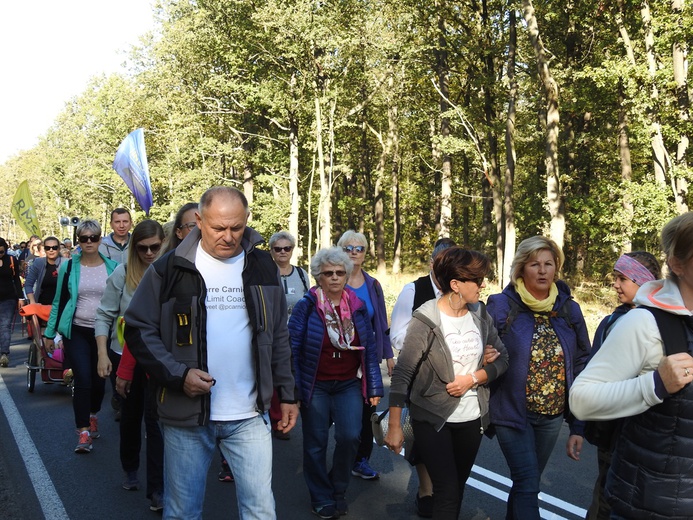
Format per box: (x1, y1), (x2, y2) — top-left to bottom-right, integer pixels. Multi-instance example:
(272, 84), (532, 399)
(97, 354), (112, 379)
(446, 374), (475, 397)
(483, 345), (500, 365)
(116, 376), (131, 398)
(566, 434), (583, 461)
(369, 396), (381, 406)
(43, 337), (55, 352)
(384, 407), (405, 453)
(658, 352), (693, 394)
(385, 423), (404, 453)
(386, 357), (395, 377)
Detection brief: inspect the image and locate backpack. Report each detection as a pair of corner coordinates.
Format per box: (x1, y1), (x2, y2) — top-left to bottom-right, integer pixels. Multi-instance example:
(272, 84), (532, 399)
(584, 306), (690, 448)
(641, 307), (690, 356)
(296, 267), (309, 293)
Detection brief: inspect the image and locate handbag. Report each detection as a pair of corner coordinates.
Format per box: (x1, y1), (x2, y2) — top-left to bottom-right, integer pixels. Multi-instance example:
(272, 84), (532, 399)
(371, 329), (435, 448)
(371, 407), (414, 447)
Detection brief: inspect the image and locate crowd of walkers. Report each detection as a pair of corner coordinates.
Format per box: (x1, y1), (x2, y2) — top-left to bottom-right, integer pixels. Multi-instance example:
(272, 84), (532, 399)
(1, 188), (693, 520)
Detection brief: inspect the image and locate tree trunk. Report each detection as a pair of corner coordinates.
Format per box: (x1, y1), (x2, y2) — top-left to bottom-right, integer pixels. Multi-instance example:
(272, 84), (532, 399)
(436, 4), (452, 238)
(288, 113), (301, 262)
(315, 94), (331, 249)
(243, 159), (253, 223)
(503, 8), (518, 288)
(672, 0), (689, 213)
(641, 1), (668, 185)
(523, 0), (564, 248)
(389, 70), (403, 273)
(618, 80), (634, 252)
(481, 0), (503, 282)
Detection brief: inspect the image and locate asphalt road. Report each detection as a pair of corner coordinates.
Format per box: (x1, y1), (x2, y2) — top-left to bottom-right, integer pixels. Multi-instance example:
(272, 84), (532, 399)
(0, 327), (596, 520)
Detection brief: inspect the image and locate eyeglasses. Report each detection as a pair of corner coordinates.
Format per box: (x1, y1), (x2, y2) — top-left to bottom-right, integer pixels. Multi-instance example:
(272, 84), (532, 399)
(178, 222), (197, 231)
(273, 246), (293, 253)
(320, 270), (347, 278)
(44, 245), (60, 251)
(460, 278), (484, 287)
(136, 243), (162, 254)
(78, 235), (100, 243)
(343, 245), (365, 254)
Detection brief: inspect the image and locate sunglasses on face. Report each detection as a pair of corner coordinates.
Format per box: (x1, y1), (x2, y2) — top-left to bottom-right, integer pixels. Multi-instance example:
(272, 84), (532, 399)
(343, 245), (365, 254)
(78, 235), (100, 243)
(460, 278), (484, 287)
(44, 245), (60, 251)
(136, 243), (162, 254)
(273, 246), (293, 253)
(320, 270), (347, 278)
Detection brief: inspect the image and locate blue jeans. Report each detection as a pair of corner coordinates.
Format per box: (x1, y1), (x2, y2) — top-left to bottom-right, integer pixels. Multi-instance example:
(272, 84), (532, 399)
(161, 414), (274, 520)
(301, 378), (363, 509)
(0, 299), (16, 355)
(495, 411), (563, 520)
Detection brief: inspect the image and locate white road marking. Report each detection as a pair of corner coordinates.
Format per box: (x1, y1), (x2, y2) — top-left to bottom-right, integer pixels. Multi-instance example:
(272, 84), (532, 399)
(471, 464), (588, 518)
(0, 373), (69, 520)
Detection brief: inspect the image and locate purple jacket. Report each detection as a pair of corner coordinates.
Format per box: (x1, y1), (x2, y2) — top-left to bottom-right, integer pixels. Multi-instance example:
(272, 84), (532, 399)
(486, 280), (591, 435)
(362, 270), (393, 362)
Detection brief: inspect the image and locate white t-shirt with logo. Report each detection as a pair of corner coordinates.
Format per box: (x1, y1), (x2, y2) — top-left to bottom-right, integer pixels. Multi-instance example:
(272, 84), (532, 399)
(440, 310), (482, 423)
(195, 242), (257, 421)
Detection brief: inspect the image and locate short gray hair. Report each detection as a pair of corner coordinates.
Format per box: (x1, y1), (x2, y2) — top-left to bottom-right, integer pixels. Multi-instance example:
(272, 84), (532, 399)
(310, 247), (353, 279)
(76, 219), (101, 238)
(269, 231), (296, 249)
(337, 230), (367, 248)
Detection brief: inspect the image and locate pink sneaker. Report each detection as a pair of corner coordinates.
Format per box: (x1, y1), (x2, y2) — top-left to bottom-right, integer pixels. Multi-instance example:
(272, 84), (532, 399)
(89, 415), (100, 439)
(75, 431), (92, 453)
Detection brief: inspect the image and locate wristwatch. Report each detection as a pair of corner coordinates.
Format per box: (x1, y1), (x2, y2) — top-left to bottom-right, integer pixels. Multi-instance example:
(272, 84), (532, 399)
(470, 372), (479, 389)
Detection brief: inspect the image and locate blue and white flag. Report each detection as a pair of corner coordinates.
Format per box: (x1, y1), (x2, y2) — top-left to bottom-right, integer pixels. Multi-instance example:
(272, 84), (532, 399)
(112, 128), (153, 215)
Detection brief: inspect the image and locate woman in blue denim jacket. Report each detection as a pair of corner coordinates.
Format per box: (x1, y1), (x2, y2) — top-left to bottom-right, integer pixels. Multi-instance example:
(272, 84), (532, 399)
(487, 236), (591, 520)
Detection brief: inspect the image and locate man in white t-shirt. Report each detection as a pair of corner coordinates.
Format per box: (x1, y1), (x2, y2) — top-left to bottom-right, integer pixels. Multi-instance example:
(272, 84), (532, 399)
(125, 187), (298, 519)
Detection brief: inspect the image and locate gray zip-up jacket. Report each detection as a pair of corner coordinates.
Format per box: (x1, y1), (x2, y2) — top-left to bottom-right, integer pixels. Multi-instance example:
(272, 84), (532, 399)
(124, 226), (295, 427)
(389, 299), (508, 431)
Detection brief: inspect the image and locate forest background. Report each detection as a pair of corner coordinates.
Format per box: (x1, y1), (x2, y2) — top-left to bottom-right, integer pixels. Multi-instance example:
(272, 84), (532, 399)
(1, 0), (691, 308)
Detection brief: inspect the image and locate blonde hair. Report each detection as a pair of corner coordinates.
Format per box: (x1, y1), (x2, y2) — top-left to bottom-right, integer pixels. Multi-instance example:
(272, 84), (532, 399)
(510, 236), (564, 285)
(125, 220), (165, 291)
(661, 212), (693, 281)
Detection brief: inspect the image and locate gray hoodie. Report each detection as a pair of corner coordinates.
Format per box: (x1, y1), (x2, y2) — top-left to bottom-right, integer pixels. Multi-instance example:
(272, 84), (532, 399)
(389, 299), (508, 432)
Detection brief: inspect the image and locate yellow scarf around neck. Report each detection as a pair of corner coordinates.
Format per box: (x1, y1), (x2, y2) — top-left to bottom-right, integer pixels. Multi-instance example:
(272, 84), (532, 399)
(515, 278), (558, 313)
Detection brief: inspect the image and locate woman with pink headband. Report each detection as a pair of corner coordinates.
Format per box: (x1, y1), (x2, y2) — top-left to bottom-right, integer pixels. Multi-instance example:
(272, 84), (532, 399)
(579, 251), (661, 520)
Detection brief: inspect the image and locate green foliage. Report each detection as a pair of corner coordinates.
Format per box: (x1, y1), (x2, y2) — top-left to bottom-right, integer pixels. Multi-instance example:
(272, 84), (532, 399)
(0, 0), (690, 292)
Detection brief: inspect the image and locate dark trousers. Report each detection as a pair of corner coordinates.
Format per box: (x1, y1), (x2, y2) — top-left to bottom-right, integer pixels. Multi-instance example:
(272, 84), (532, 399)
(120, 364), (164, 498)
(108, 348), (123, 408)
(412, 418), (483, 520)
(586, 448), (612, 520)
(64, 325), (105, 429)
(355, 402), (375, 461)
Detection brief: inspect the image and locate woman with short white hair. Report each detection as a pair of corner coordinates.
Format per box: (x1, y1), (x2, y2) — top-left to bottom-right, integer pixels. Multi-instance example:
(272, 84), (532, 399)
(337, 230), (393, 480)
(289, 246), (384, 519)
